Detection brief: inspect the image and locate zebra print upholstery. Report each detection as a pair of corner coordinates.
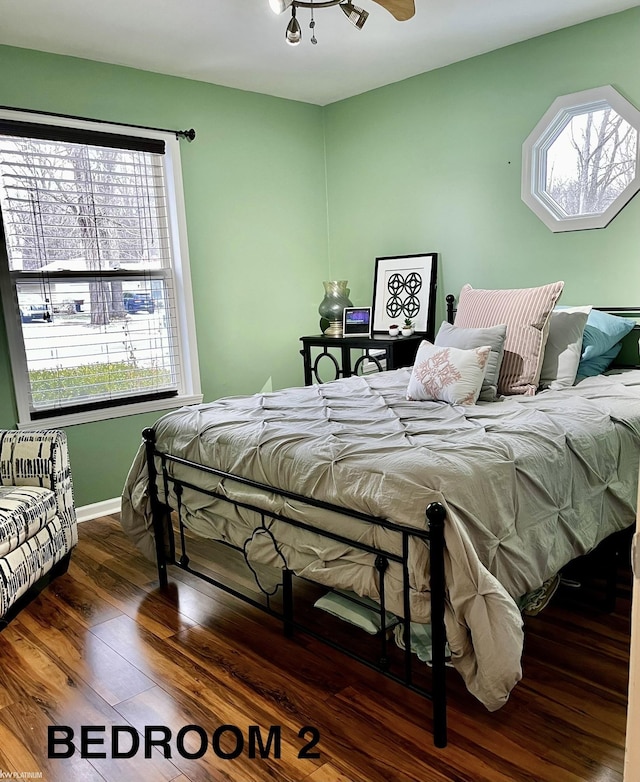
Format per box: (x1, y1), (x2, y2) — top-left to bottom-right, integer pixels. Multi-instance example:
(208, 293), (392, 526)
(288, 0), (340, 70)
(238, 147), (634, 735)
(0, 430), (77, 622)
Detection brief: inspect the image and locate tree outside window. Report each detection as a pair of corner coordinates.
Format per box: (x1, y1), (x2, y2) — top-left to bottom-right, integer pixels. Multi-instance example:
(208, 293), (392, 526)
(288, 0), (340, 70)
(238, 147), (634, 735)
(0, 114), (201, 427)
(521, 86), (640, 232)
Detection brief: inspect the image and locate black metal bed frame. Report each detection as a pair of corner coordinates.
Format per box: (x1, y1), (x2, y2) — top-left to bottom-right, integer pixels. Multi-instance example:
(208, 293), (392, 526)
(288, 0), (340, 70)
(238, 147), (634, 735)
(143, 428), (450, 748)
(141, 297), (640, 752)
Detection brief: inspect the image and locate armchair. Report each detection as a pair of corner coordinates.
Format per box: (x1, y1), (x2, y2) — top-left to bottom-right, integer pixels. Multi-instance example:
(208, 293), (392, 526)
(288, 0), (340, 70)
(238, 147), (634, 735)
(0, 429), (78, 628)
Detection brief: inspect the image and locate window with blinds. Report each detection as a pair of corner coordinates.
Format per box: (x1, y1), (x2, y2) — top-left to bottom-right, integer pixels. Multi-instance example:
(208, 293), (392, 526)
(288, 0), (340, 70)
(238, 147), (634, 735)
(0, 115), (201, 426)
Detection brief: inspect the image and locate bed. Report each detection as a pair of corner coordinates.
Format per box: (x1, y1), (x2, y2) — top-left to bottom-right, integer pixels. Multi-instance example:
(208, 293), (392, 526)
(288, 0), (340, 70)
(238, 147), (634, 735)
(120, 294), (640, 748)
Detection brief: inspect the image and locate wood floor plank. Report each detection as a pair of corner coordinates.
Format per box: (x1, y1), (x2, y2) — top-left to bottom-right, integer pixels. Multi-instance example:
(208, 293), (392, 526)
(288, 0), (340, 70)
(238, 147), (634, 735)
(14, 594), (157, 707)
(303, 763), (359, 782)
(0, 620), (84, 711)
(164, 602), (361, 702)
(79, 518), (138, 555)
(46, 571), (124, 629)
(491, 683), (624, 779)
(522, 627), (629, 697)
(335, 683), (617, 782)
(167, 623), (340, 713)
(517, 660), (627, 740)
(104, 550), (163, 590)
(68, 548), (196, 639)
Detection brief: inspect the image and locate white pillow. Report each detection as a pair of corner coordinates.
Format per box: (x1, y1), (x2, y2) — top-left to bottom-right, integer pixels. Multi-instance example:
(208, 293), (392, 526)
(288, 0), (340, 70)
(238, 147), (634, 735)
(407, 341), (491, 405)
(539, 306), (591, 390)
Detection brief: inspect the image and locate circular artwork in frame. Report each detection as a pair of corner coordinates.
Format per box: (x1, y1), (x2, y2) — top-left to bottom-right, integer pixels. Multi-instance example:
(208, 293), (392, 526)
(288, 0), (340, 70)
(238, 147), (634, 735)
(372, 252), (438, 339)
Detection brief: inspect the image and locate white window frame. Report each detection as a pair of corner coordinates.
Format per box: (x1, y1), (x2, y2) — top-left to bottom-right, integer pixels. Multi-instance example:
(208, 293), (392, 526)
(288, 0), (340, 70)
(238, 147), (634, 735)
(0, 109), (202, 429)
(521, 85), (640, 232)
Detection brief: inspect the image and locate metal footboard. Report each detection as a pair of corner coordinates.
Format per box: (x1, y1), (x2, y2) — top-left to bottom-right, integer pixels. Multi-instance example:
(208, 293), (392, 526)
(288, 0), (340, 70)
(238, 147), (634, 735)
(143, 427), (448, 748)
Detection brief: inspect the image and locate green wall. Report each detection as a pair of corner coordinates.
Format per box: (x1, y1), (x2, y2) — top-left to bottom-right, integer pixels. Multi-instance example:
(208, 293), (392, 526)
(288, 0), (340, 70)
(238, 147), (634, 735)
(0, 46), (328, 506)
(1, 7), (639, 507)
(323, 8), (640, 320)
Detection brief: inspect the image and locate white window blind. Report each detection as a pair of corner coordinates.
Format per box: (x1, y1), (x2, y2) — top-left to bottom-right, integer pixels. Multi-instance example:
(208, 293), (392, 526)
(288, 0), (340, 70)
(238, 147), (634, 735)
(0, 119), (194, 422)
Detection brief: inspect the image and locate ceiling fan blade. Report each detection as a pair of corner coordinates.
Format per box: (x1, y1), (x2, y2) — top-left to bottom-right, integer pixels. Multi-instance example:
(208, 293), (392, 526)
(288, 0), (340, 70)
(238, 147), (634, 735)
(370, 0), (415, 21)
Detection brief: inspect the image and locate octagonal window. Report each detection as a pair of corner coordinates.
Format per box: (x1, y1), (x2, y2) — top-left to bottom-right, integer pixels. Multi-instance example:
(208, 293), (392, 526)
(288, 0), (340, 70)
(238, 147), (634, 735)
(522, 86), (640, 232)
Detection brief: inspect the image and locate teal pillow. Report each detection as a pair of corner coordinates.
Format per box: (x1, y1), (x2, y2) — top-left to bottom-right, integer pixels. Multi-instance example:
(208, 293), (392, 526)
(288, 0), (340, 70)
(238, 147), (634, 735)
(580, 310), (635, 362)
(577, 343), (622, 378)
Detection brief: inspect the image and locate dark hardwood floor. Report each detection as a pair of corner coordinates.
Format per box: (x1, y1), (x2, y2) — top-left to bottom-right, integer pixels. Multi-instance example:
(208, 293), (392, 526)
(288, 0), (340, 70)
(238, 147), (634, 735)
(0, 515), (631, 782)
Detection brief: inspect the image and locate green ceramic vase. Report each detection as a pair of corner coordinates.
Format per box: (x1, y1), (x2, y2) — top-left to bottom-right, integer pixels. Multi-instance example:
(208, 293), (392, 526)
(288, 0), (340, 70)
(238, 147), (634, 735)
(318, 280), (352, 337)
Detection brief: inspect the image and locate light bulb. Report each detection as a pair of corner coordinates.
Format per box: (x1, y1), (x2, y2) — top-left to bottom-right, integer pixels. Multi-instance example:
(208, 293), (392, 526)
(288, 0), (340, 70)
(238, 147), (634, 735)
(286, 8), (302, 44)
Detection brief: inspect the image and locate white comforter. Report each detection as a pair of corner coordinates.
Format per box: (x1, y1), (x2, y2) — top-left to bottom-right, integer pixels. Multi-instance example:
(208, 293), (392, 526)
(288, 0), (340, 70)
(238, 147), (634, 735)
(121, 368), (640, 711)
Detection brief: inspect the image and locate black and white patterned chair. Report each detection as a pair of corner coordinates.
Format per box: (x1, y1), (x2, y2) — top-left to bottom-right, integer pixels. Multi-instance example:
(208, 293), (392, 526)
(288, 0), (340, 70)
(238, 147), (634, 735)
(0, 430), (77, 629)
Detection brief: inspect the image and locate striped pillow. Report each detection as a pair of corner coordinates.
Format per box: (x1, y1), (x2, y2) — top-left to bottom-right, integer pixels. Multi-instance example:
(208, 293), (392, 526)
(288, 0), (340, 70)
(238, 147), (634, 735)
(454, 282), (564, 395)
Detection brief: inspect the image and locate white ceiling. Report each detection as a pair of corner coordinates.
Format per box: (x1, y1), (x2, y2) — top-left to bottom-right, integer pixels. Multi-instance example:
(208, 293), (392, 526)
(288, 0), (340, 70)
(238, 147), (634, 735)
(2, 0), (639, 105)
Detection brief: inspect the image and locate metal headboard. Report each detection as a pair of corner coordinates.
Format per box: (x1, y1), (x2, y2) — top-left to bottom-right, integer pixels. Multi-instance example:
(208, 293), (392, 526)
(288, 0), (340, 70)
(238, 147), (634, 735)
(444, 295), (640, 369)
(594, 307), (640, 369)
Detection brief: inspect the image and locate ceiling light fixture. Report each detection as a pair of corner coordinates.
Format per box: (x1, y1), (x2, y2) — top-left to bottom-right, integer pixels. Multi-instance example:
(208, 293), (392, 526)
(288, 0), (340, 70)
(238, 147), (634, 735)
(339, 2), (369, 28)
(269, 0), (373, 45)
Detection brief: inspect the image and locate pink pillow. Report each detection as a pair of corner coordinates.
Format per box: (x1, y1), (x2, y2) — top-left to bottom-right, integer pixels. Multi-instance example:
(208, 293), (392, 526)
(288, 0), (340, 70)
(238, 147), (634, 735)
(407, 341), (491, 405)
(454, 282), (564, 395)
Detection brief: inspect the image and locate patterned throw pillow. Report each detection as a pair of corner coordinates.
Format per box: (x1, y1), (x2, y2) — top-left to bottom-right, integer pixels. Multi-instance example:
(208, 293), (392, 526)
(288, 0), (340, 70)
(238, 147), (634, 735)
(454, 281), (565, 396)
(406, 341), (491, 405)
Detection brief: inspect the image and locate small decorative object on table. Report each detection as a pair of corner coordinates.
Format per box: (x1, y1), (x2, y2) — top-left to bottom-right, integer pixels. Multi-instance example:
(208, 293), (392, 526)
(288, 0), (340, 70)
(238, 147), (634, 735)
(388, 324), (399, 337)
(318, 280), (353, 337)
(402, 317), (414, 336)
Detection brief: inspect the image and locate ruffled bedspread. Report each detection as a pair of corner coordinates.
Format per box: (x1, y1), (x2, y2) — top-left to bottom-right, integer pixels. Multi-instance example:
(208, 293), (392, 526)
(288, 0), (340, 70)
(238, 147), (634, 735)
(121, 368), (640, 711)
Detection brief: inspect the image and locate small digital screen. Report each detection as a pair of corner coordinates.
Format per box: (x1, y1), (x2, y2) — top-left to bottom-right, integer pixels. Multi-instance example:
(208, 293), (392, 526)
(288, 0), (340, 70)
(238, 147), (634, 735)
(343, 307), (371, 335)
(345, 310), (369, 325)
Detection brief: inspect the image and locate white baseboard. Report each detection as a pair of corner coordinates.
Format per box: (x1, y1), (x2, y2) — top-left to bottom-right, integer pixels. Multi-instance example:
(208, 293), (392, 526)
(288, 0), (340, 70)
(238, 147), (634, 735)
(76, 497), (121, 523)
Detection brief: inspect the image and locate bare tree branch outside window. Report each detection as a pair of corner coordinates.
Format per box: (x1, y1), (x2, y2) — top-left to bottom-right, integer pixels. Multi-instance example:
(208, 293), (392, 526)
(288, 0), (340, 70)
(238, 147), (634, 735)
(545, 108), (638, 217)
(0, 134), (177, 411)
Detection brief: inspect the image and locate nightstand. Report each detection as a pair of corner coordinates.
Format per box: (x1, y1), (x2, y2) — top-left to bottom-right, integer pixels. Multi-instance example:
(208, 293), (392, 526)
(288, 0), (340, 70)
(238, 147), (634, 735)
(300, 333), (424, 386)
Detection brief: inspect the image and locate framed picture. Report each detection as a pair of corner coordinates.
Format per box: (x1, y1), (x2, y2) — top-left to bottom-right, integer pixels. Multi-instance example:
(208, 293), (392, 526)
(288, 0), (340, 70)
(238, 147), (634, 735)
(372, 253), (438, 338)
(343, 306), (372, 336)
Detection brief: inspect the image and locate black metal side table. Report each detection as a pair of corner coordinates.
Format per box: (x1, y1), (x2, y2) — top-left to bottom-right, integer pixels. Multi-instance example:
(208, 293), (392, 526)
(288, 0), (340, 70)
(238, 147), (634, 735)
(300, 333), (424, 386)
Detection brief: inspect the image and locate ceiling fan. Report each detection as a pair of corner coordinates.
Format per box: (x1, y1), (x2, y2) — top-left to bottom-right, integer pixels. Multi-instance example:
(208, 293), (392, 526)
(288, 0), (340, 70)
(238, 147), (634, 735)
(269, 0), (415, 45)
